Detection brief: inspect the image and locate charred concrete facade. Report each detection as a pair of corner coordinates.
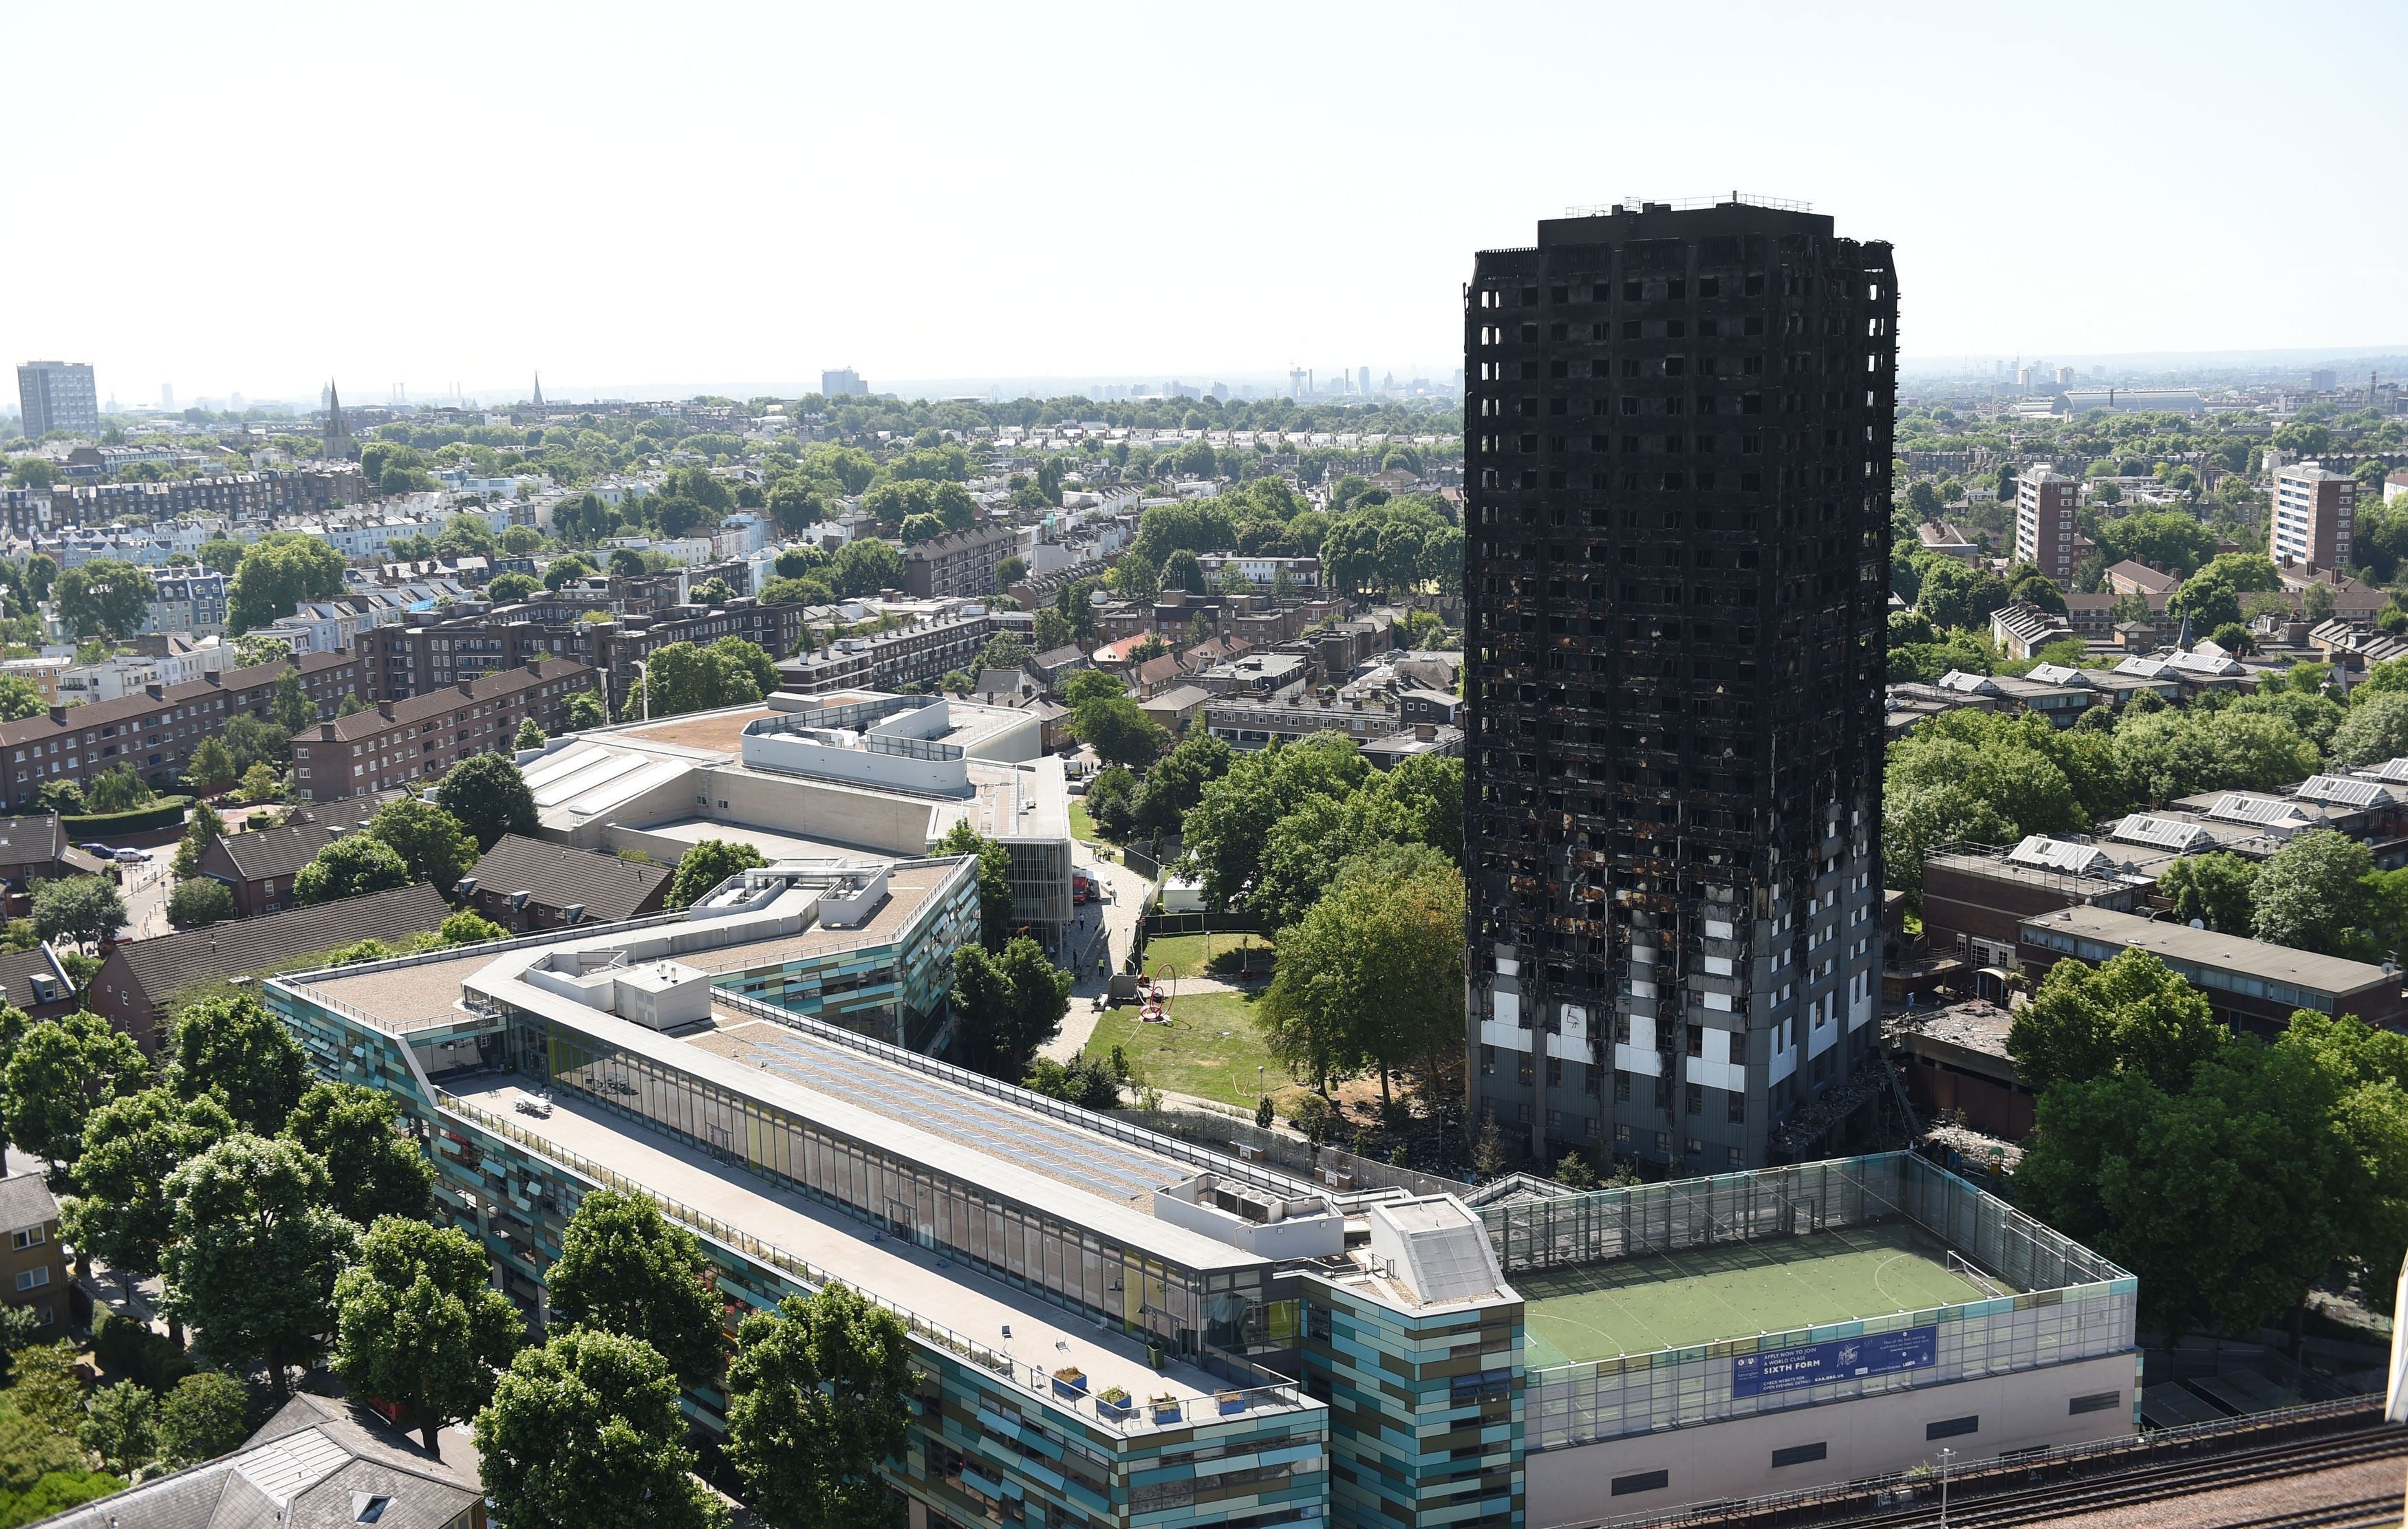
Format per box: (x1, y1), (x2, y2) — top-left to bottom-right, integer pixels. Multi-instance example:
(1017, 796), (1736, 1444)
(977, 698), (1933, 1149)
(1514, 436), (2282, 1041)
(1463, 201), (1896, 1172)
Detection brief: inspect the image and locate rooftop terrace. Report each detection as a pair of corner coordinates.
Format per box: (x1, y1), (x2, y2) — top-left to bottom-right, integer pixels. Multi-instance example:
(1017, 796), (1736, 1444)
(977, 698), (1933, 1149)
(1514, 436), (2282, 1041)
(1518, 1221), (1998, 1367)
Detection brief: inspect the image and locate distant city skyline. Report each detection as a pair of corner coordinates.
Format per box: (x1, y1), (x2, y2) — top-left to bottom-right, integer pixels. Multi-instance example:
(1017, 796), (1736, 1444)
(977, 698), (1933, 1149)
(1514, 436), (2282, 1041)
(4, 1), (2402, 406)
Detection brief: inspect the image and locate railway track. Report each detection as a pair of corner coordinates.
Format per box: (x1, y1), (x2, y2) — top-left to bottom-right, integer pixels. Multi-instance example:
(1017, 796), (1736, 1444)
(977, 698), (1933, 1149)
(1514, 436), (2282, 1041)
(1630, 1413), (2405, 1529)
(1910, 1425), (2408, 1528)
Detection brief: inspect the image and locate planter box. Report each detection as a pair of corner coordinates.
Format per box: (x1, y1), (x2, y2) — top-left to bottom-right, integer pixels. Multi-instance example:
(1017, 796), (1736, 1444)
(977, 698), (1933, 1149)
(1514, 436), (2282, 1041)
(1097, 1391), (1133, 1421)
(1150, 1399), (1184, 1424)
(1051, 1367), (1088, 1400)
(1215, 1390), (1247, 1416)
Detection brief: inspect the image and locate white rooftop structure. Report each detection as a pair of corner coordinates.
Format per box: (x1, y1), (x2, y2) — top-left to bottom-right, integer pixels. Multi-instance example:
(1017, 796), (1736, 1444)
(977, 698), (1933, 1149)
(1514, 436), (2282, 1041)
(1366, 1197), (1507, 1307)
(2006, 835), (2114, 876)
(2296, 773), (2394, 808)
(2205, 793), (2316, 830)
(2110, 814), (2217, 853)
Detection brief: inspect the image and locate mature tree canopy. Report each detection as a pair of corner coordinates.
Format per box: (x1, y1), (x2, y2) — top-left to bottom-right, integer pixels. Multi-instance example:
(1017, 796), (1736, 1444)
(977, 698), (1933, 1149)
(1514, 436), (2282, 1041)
(170, 992), (308, 1134)
(727, 1285), (918, 1529)
(665, 838), (769, 910)
(2156, 851), (2257, 935)
(166, 877), (235, 929)
(368, 796), (480, 892)
(31, 876), (126, 950)
(155, 1371), (252, 1468)
(283, 1081), (436, 1226)
(2006, 948), (2228, 1097)
(434, 752), (539, 849)
(335, 1216), (525, 1453)
(474, 1327), (728, 1529)
(63, 1087), (235, 1297)
(951, 938), (1069, 1081)
(1258, 844), (1463, 1102)
(2250, 829), (2375, 955)
(934, 821), (1014, 950)
(1071, 695), (1163, 770)
(294, 834), (411, 904)
(160, 1133), (362, 1396)
(4, 1012), (151, 1186)
(546, 1189), (727, 1388)
(228, 533), (346, 634)
(54, 558), (158, 640)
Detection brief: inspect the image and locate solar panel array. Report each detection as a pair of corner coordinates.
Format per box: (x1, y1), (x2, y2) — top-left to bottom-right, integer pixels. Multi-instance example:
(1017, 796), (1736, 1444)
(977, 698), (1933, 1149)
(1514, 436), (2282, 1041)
(702, 1021), (1176, 1207)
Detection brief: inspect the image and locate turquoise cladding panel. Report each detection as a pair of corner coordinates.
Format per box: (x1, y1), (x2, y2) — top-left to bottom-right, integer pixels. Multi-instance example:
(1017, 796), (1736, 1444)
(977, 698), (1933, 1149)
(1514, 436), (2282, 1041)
(1300, 1278), (1523, 1529)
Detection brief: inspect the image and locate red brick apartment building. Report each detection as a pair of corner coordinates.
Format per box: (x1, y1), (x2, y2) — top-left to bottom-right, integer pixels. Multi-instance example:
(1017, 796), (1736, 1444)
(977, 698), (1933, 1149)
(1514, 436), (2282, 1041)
(290, 658), (592, 801)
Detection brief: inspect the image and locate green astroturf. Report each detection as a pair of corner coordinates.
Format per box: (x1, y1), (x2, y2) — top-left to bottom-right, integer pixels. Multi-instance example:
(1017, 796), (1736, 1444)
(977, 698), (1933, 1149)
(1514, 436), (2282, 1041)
(1517, 1221), (1998, 1366)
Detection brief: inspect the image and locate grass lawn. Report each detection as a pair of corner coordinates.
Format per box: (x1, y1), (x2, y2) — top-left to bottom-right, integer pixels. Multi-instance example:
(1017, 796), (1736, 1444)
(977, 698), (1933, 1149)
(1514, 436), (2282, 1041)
(1068, 799), (1099, 842)
(1137, 931), (1276, 981)
(1083, 990), (1300, 1111)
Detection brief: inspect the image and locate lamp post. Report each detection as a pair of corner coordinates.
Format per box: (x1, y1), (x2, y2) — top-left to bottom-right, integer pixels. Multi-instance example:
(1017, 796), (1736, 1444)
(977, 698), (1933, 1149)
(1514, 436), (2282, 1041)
(632, 659), (649, 722)
(1938, 1446), (1954, 1527)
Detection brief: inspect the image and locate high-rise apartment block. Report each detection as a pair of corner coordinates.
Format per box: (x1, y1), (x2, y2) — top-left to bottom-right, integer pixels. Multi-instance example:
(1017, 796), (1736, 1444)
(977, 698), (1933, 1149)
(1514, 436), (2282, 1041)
(821, 367), (868, 397)
(15, 362), (100, 440)
(2014, 465), (2081, 580)
(1463, 200), (1895, 1172)
(2269, 461), (2356, 572)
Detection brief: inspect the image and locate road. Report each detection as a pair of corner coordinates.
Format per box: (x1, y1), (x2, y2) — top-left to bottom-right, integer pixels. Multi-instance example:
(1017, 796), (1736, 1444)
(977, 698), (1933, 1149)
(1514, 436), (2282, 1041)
(116, 845), (173, 938)
(1043, 845), (1156, 1064)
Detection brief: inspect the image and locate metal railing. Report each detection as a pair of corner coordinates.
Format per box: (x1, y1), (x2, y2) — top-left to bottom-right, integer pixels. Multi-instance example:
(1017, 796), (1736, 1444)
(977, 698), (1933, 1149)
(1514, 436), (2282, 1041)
(1570, 1394), (2383, 1529)
(713, 988), (1316, 1202)
(433, 1087), (1304, 1434)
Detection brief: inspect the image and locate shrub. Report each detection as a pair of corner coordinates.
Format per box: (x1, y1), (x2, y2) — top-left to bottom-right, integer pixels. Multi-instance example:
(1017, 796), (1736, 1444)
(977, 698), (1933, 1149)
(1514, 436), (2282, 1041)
(92, 1308), (197, 1395)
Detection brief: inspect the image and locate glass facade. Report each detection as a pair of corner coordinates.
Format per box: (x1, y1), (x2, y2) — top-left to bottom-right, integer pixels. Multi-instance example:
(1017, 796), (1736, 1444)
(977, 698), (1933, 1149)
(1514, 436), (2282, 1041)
(513, 1012), (1263, 1356)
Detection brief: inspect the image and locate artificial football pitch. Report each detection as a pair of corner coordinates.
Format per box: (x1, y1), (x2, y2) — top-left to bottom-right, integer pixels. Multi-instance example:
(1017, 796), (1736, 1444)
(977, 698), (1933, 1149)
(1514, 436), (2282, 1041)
(1518, 1221), (1999, 1367)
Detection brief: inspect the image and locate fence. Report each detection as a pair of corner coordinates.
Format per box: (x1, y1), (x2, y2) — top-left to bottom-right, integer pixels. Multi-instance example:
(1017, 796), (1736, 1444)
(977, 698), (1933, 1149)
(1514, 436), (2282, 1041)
(1114, 1105), (1472, 1202)
(1487, 1154), (2137, 1455)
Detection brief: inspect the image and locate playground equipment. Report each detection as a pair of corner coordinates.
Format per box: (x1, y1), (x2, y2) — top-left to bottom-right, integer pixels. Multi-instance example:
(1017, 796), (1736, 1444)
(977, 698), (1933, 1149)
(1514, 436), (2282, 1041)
(1138, 964), (1177, 1023)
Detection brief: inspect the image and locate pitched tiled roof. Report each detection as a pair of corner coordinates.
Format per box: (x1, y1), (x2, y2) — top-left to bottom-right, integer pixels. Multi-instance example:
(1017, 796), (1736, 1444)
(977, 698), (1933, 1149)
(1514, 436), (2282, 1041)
(460, 834), (671, 922)
(106, 882), (453, 1006)
(319, 658), (589, 744)
(0, 814), (63, 867)
(0, 1173), (56, 1235)
(207, 821), (338, 884)
(0, 945), (69, 1011)
(0, 649), (360, 748)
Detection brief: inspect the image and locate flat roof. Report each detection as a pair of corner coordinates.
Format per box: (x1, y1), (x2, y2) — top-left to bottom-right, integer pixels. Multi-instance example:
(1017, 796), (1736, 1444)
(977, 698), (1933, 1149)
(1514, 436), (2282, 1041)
(1518, 1222), (1998, 1366)
(2023, 904), (2400, 997)
(687, 1015), (1187, 1211)
(627, 819), (896, 862)
(443, 1076), (1245, 1411)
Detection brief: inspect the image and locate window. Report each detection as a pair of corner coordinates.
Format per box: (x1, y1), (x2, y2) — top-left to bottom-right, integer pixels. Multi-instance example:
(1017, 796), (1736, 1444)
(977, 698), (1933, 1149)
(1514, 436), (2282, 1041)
(1926, 1416), (1980, 1441)
(1611, 1471), (1667, 1497)
(9, 1227), (43, 1250)
(14, 1267), (47, 1292)
(1684, 1082), (1702, 1116)
(1770, 1442), (1826, 1468)
(2069, 1391), (2121, 1416)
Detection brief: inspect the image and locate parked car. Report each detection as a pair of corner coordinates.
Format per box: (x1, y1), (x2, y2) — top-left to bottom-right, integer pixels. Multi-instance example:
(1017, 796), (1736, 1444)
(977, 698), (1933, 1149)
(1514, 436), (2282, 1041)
(113, 847), (147, 865)
(77, 842), (111, 856)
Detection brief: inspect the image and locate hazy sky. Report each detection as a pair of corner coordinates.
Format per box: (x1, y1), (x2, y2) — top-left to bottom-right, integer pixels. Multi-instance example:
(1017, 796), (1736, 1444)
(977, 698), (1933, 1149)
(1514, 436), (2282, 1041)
(7, 0), (2402, 404)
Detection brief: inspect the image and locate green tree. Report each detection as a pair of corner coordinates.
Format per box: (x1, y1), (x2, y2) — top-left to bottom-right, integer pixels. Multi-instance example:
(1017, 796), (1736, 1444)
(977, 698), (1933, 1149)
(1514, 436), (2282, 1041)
(2330, 691), (2408, 769)
(1179, 735), (1367, 912)
(949, 938), (1068, 1081)
(565, 690), (609, 730)
(1258, 845), (1463, 1101)
(160, 1134), (362, 1398)
(513, 717), (546, 750)
(1058, 668), (1126, 709)
(2165, 570), (2242, 632)
(80, 1379), (158, 1477)
(334, 1217), (524, 1454)
(1071, 695), (1164, 768)
(166, 878), (235, 929)
(2006, 948), (2228, 1097)
(155, 1371), (253, 1467)
(828, 539), (904, 598)
(2250, 829), (2375, 955)
(546, 1189), (726, 1388)
(3, 1012), (149, 1187)
(268, 672), (317, 733)
(86, 763), (154, 814)
(186, 736), (237, 795)
(486, 571), (543, 603)
(1130, 730), (1233, 840)
(293, 834), (411, 904)
(63, 1087), (234, 1306)
(281, 1081), (436, 1226)
(0, 675), (44, 724)
(474, 1327), (727, 1529)
(440, 909), (507, 945)
(2156, 852), (2257, 934)
(367, 796), (480, 892)
(665, 838), (769, 909)
(53, 558), (158, 640)
(169, 992), (308, 1134)
(727, 1285), (918, 1529)
(934, 821), (1013, 950)
(32, 781), (85, 816)
(227, 533), (346, 634)
(433, 752), (538, 849)
(30, 871), (125, 958)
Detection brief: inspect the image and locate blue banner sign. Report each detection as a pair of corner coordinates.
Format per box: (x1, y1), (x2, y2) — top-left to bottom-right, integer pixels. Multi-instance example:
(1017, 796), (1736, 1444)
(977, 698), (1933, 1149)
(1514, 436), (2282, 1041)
(1732, 1326), (1937, 1398)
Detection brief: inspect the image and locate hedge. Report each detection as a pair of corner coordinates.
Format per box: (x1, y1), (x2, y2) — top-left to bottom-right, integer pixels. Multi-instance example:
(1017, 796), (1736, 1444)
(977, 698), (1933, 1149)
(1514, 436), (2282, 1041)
(61, 795), (192, 838)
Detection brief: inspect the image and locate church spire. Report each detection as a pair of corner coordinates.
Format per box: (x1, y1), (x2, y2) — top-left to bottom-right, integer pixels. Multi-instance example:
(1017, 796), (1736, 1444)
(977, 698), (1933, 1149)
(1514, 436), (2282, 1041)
(321, 380), (356, 461)
(532, 372), (544, 406)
